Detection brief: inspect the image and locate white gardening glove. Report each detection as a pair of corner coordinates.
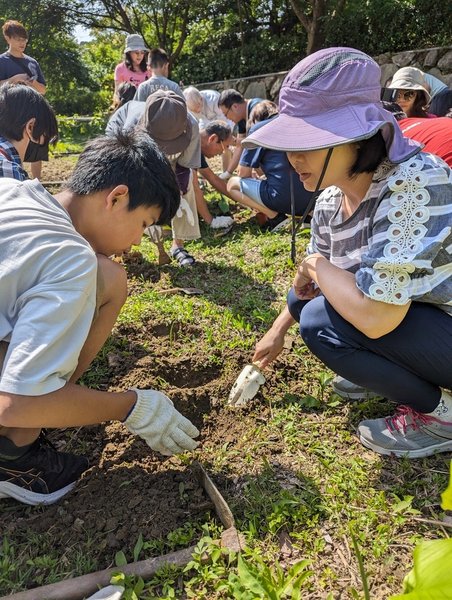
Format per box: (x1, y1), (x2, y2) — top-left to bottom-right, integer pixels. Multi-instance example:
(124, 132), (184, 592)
(175, 196), (195, 226)
(218, 170), (233, 180)
(125, 388), (199, 455)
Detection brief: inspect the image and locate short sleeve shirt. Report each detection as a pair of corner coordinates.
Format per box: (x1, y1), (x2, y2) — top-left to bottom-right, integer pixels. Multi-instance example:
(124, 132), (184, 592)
(0, 179), (97, 395)
(310, 153), (452, 314)
(0, 52), (45, 84)
(114, 62), (149, 88)
(239, 120), (312, 214)
(135, 75), (183, 102)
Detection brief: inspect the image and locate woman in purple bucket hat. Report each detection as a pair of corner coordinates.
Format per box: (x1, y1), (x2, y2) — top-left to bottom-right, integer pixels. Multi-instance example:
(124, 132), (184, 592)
(248, 47), (452, 459)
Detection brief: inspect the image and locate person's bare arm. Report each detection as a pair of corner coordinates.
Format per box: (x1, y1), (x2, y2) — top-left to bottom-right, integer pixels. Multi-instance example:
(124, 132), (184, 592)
(237, 165), (252, 178)
(0, 385), (136, 428)
(199, 166), (233, 198)
(0, 73), (29, 85)
(300, 254), (411, 338)
(252, 306), (295, 369)
(29, 79), (46, 94)
(225, 135), (244, 174)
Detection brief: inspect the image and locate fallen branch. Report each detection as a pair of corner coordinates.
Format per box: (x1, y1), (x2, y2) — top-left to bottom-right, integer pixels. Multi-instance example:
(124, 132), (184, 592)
(6, 545), (198, 600)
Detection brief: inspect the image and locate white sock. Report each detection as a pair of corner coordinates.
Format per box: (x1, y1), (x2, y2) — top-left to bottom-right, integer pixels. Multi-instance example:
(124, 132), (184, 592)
(428, 390), (452, 420)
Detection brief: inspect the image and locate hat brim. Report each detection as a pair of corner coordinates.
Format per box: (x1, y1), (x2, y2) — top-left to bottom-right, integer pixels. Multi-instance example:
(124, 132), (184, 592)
(242, 103), (421, 163)
(125, 45), (149, 53)
(151, 117), (192, 156)
(388, 81), (431, 101)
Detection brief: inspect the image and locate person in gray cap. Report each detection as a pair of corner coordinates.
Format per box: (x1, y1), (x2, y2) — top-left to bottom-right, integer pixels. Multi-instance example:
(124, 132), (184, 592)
(106, 89), (201, 266)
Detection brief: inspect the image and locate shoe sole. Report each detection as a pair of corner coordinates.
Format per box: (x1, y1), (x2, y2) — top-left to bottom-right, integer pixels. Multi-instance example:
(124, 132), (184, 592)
(332, 387), (381, 400)
(0, 480), (76, 505)
(358, 434), (452, 458)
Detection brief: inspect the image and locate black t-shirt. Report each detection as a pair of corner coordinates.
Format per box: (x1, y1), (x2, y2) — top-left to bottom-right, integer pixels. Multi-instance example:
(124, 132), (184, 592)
(199, 153), (209, 169)
(0, 52), (46, 84)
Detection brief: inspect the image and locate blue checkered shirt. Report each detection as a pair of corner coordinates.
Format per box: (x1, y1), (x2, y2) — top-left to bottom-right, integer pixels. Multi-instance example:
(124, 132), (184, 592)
(0, 137), (28, 181)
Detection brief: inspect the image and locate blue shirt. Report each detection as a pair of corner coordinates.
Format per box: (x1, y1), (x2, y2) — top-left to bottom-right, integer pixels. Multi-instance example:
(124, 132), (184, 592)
(0, 137), (28, 181)
(0, 52), (46, 84)
(237, 98), (263, 135)
(240, 119), (312, 214)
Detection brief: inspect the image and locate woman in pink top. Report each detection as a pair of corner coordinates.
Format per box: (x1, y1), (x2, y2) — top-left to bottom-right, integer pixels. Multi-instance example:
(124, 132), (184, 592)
(113, 34), (150, 101)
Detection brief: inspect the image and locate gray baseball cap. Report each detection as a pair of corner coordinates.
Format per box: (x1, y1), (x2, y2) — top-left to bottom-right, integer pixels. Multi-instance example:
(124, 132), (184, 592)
(140, 90), (192, 155)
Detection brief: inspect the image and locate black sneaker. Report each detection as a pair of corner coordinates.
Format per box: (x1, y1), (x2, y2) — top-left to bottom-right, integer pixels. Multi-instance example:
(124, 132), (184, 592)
(0, 432), (89, 506)
(261, 213), (289, 232)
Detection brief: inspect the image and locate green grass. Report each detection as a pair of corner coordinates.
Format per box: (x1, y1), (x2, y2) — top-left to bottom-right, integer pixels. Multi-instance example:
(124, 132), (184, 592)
(1, 182), (450, 599)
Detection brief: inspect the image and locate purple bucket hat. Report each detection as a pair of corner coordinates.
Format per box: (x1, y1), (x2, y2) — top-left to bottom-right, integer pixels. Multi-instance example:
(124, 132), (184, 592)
(242, 47), (420, 163)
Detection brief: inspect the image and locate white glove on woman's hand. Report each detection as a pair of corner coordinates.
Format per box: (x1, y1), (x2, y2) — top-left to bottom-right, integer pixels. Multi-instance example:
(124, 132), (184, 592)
(218, 170), (233, 180)
(125, 388), (199, 455)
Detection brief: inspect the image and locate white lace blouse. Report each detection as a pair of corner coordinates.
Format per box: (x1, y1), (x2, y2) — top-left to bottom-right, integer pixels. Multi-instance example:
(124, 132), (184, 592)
(309, 152), (452, 315)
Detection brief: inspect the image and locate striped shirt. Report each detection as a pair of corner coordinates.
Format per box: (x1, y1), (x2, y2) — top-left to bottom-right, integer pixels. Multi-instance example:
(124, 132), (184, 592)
(0, 137), (28, 182)
(310, 152), (452, 315)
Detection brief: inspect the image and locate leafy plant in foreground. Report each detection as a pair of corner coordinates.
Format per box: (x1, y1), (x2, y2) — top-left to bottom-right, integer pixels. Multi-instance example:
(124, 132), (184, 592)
(389, 461), (452, 599)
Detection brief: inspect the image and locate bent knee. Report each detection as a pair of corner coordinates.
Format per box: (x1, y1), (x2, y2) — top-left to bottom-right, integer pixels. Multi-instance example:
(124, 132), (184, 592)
(96, 254), (128, 307)
(299, 297), (329, 349)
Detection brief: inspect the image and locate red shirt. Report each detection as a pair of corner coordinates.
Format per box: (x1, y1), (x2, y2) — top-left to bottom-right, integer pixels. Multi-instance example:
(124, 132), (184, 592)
(399, 117), (452, 167)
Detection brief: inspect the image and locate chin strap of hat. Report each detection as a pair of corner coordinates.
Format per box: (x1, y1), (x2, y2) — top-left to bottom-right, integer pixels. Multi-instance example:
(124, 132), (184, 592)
(290, 147), (334, 263)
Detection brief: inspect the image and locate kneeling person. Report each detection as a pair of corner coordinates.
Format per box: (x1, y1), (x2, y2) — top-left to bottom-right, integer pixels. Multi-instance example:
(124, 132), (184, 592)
(0, 131), (199, 506)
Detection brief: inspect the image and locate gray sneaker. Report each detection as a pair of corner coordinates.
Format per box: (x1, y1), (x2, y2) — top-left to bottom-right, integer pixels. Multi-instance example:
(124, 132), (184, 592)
(358, 402), (452, 458)
(332, 376), (381, 400)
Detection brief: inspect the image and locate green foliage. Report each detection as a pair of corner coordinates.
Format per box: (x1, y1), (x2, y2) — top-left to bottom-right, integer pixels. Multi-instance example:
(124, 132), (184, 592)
(390, 539), (452, 599)
(389, 462), (452, 599)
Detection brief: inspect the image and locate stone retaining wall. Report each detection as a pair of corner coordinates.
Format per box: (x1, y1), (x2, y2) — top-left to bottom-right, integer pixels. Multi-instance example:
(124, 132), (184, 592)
(194, 46), (452, 101)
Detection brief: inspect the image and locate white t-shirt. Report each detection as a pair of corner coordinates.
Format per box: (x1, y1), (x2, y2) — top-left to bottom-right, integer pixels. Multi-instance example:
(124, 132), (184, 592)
(0, 179), (97, 396)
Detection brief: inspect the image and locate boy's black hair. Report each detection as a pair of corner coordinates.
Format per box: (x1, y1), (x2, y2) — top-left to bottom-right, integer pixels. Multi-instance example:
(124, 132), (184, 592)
(203, 120), (232, 141)
(0, 83), (58, 143)
(350, 130), (387, 177)
(67, 131), (180, 225)
(124, 51), (148, 73)
(218, 89), (244, 109)
(148, 48), (169, 69)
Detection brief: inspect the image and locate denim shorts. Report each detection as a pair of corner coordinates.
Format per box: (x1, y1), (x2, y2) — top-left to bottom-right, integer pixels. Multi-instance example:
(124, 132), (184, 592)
(239, 178), (264, 206)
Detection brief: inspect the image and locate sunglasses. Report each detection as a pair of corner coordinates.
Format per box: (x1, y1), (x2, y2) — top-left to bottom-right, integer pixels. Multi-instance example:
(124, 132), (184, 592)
(380, 88), (417, 102)
(396, 90), (417, 101)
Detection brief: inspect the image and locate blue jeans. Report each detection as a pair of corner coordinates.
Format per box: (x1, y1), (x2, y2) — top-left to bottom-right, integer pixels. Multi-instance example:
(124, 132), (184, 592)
(287, 289), (452, 412)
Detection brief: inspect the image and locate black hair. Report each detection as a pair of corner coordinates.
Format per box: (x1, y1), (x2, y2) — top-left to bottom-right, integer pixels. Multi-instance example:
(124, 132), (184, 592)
(349, 130), (387, 177)
(66, 131), (180, 225)
(116, 82), (136, 106)
(203, 120), (232, 141)
(410, 90), (430, 118)
(148, 48), (169, 69)
(0, 83), (58, 143)
(248, 100), (278, 128)
(218, 89), (244, 109)
(124, 51), (148, 73)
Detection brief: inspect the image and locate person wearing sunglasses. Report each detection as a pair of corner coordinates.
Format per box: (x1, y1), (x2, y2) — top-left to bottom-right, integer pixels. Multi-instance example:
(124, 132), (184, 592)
(248, 48), (452, 459)
(0, 83), (57, 181)
(387, 67), (434, 118)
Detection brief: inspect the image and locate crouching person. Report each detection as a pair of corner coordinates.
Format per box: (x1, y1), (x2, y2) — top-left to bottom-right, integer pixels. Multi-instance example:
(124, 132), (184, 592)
(0, 131), (199, 506)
